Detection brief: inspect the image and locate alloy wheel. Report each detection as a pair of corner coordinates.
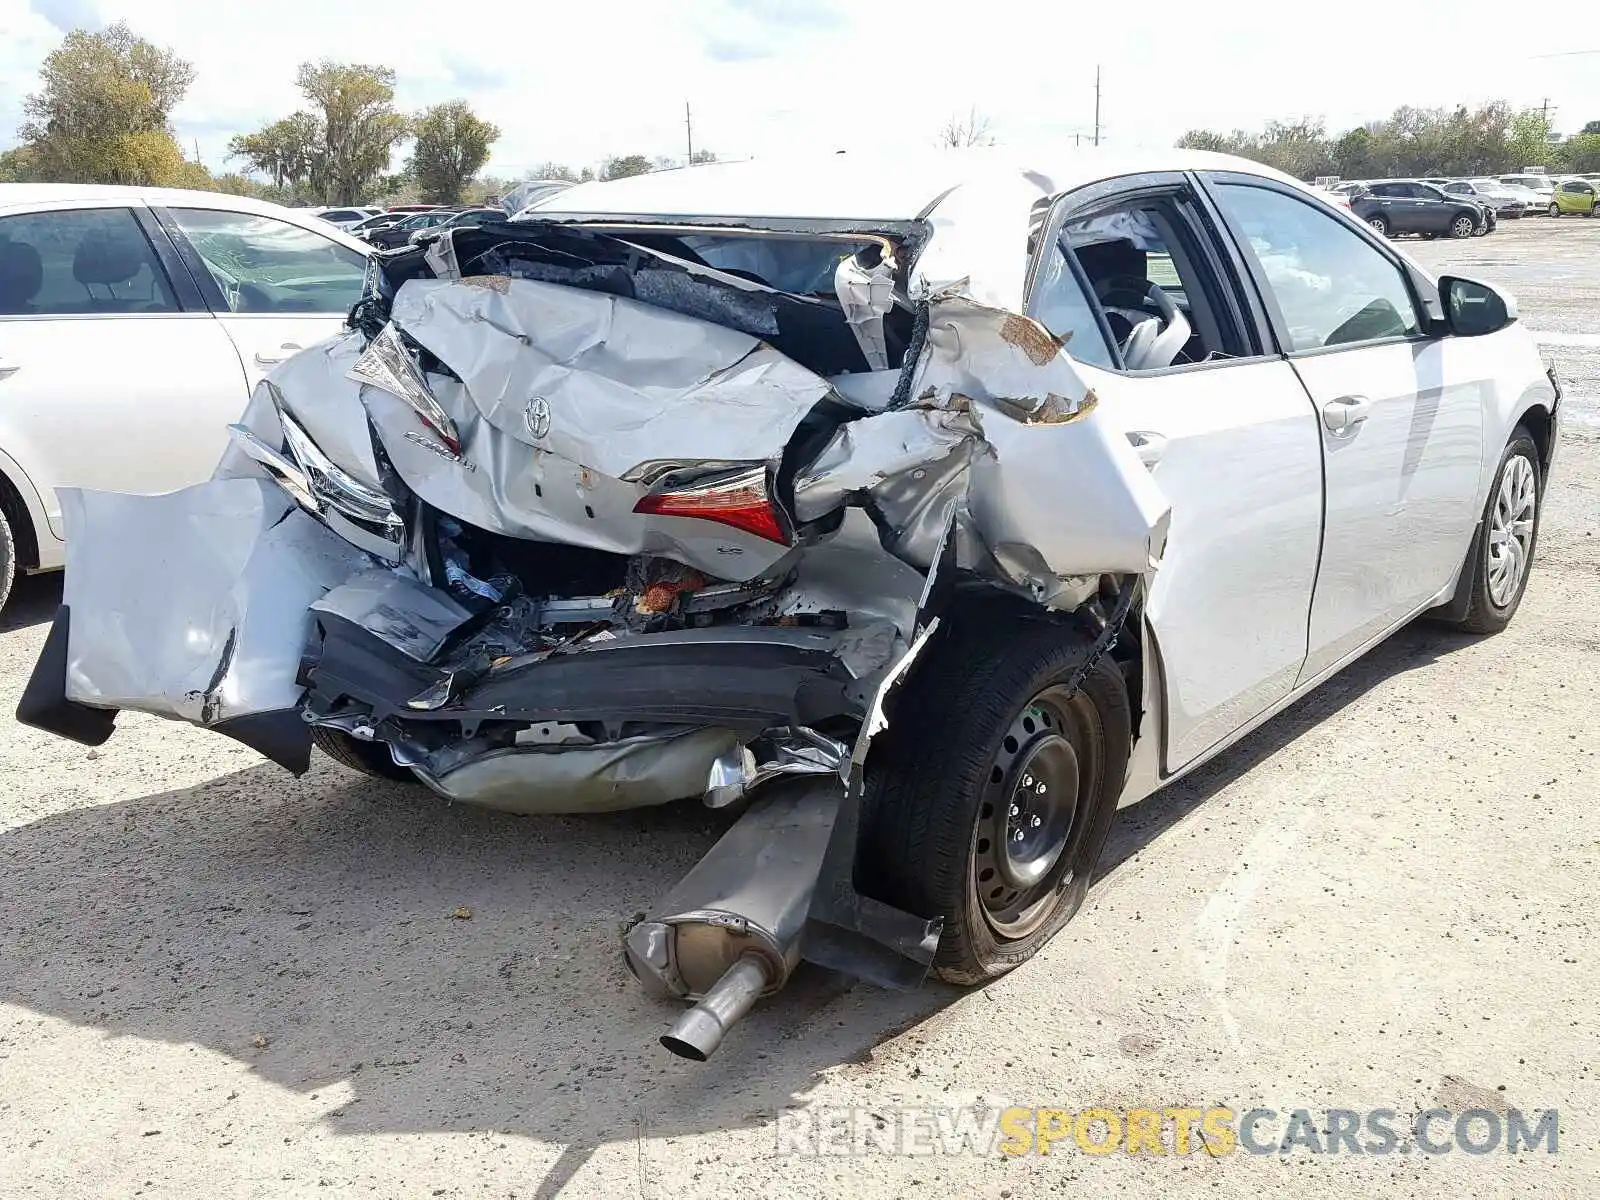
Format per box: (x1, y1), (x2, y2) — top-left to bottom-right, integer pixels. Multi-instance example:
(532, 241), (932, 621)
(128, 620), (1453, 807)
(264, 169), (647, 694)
(1487, 454), (1537, 607)
(970, 685), (1101, 939)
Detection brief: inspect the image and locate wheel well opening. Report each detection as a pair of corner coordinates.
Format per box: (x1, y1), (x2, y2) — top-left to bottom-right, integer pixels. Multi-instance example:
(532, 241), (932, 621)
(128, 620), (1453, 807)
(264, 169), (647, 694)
(1519, 405), (1554, 474)
(0, 469), (39, 570)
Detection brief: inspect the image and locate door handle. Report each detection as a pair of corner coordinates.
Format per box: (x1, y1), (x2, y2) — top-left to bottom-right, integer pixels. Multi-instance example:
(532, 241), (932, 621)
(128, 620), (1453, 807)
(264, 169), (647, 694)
(1127, 430), (1168, 467)
(0, 360), (17, 380)
(1321, 395), (1372, 436)
(254, 342), (303, 366)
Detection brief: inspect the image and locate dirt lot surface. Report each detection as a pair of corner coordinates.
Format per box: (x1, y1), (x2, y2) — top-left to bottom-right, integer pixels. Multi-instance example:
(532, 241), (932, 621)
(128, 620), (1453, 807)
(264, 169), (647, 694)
(1, 218), (1597, 1199)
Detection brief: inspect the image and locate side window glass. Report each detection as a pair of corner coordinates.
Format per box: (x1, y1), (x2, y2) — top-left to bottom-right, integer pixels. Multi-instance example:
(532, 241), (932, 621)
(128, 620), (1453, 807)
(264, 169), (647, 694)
(1028, 240), (1116, 369)
(0, 207), (177, 316)
(167, 208), (366, 314)
(1060, 200), (1241, 371)
(1213, 183), (1420, 352)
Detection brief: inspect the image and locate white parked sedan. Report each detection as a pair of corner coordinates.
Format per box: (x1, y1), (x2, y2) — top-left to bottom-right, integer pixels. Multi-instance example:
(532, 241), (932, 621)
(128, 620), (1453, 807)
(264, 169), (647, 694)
(0, 185), (372, 609)
(20, 151), (1561, 1060)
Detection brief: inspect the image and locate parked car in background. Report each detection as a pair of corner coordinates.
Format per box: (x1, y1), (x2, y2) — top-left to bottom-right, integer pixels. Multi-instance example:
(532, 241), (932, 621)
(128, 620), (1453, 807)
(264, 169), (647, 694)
(1352, 180), (1485, 238)
(0, 184), (371, 610)
(1500, 174), (1555, 203)
(312, 206), (385, 232)
(20, 151), (1560, 1062)
(405, 207), (509, 243)
(362, 209), (461, 249)
(1549, 177), (1599, 217)
(1442, 179), (1526, 218)
(347, 212), (409, 237)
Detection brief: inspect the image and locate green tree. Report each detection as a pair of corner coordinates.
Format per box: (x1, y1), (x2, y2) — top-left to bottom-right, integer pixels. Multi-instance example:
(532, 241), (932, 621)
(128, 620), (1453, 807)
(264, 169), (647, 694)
(1581, 120), (1600, 136)
(526, 161), (594, 183)
(599, 154), (653, 181)
(228, 112), (321, 192)
(295, 61), (411, 203)
(14, 21), (197, 185)
(1506, 108), (1558, 173)
(1565, 134), (1600, 173)
(409, 100), (500, 203)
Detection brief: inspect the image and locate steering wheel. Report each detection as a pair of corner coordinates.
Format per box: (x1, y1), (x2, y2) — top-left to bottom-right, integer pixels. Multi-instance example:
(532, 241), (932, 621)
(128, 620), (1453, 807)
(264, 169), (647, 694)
(1093, 275), (1192, 370)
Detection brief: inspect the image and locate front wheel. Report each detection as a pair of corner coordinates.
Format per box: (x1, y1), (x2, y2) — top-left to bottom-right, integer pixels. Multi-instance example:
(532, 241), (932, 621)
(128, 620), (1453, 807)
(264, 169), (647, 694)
(1549, 202), (1561, 217)
(860, 610), (1131, 985)
(1434, 428), (1542, 635)
(0, 507), (13, 616)
(1450, 213), (1477, 239)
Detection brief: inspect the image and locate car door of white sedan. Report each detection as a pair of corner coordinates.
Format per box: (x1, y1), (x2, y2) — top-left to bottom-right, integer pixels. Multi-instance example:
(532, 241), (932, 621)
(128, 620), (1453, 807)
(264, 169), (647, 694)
(153, 205), (371, 392)
(1204, 178), (1486, 682)
(1031, 175), (1326, 772)
(0, 201), (249, 544)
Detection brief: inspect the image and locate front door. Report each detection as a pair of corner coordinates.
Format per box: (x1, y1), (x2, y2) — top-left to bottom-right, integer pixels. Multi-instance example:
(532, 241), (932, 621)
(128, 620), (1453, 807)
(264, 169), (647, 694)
(1204, 175), (1488, 682)
(1031, 176), (1325, 770)
(0, 203), (249, 540)
(155, 205), (370, 390)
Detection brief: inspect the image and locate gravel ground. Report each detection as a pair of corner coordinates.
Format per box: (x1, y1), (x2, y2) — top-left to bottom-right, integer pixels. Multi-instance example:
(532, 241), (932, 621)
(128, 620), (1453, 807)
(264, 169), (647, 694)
(1, 219), (1597, 1199)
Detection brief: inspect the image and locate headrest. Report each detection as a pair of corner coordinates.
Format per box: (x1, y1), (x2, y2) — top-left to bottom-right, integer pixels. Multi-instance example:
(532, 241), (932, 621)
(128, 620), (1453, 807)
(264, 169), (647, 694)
(0, 241), (43, 312)
(73, 229), (149, 287)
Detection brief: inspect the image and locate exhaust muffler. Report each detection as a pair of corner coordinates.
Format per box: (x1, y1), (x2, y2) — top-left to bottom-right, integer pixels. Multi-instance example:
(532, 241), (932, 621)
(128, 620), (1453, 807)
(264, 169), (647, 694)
(623, 778), (842, 1060)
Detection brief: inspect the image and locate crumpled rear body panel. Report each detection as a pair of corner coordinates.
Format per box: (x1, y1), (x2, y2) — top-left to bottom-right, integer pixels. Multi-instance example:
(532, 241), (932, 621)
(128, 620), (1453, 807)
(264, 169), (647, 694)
(60, 478), (369, 724)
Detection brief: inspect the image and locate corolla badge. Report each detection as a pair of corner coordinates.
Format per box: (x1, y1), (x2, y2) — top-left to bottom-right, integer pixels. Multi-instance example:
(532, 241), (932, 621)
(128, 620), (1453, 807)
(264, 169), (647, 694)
(524, 396), (551, 440)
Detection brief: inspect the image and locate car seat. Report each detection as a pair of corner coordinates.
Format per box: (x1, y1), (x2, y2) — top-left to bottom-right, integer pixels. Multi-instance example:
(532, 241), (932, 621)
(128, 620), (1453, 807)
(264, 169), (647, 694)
(0, 241), (43, 315)
(72, 228), (162, 311)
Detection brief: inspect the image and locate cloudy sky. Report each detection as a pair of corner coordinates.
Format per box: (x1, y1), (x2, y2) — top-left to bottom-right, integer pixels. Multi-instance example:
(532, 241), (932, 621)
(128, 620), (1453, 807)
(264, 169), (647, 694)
(2, 0), (1597, 179)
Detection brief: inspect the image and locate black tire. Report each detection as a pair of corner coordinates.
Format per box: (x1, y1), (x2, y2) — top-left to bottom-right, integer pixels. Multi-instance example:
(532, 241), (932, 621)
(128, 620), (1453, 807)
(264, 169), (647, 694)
(310, 725), (418, 782)
(1450, 212), (1477, 239)
(1366, 214), (1389, 237)
(860, 610), (1132, 985)
(0, 507), (13, 616)
(1435, 427), (1542, 635)
(1549, 203), (1561, 218)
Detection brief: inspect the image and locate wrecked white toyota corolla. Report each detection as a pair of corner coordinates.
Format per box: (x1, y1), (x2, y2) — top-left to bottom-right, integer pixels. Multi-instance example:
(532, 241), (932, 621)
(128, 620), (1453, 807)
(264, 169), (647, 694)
(19, 152), (1557, 1060)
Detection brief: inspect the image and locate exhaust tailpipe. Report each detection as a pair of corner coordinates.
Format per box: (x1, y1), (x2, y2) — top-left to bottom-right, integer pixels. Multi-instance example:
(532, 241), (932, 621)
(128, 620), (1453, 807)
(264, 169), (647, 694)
(659, 954), (771, 1060)
(623, 778), (842, 1060)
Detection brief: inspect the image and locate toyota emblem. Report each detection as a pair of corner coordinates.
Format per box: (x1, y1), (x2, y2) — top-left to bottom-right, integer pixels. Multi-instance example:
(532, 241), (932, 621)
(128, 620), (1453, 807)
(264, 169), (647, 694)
(524, 396), (551, 440)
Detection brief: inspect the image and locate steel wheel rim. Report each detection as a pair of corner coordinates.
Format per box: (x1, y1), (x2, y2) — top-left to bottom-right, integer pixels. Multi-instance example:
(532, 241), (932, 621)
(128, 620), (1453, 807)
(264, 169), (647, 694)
(971, 685), (1100, 939)
(1487, 454), (1537, 607)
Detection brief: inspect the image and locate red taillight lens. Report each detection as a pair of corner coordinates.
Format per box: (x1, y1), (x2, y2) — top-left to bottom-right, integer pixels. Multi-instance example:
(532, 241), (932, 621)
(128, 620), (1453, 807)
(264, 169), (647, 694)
(633, 464), (790, 545)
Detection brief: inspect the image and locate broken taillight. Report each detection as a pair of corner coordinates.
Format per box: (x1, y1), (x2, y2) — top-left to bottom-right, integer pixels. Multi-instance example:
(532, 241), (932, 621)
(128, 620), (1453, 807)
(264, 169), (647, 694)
(633, 463), (790, 545)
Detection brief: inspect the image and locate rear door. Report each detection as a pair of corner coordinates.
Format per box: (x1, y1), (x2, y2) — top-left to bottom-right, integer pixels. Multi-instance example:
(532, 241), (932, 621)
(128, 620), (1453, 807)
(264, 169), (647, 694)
(1030, 173), (1325, 770)
(1398, 183), (1451, 233)
(153, 205), (369, 390)
(0, 200), (248, 541)
(1203, 173), (1487, 682)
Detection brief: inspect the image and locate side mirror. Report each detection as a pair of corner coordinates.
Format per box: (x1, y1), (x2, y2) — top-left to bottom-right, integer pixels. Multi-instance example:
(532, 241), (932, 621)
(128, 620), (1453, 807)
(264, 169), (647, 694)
(1438, 275), (1515, 337)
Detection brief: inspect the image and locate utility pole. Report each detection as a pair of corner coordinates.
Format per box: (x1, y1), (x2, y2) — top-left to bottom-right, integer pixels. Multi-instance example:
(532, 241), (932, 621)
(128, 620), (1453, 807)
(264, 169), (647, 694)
(1093, 65), (1102, 147)
(685, 101), (694, 164)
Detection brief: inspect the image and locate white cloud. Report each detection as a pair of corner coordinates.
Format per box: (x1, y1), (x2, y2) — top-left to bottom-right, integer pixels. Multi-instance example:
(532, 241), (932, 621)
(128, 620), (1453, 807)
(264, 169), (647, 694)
(1, 0), (1596, 180)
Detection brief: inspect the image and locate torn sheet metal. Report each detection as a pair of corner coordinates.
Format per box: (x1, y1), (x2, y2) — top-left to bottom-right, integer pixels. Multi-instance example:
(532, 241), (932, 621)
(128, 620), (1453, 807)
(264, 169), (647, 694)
(389, 277), (834, 480)
(310, 570), (475, 663)
(60, 478), (369, 723)
(833, 253), (896, 371)
(218, 333), (386, 491)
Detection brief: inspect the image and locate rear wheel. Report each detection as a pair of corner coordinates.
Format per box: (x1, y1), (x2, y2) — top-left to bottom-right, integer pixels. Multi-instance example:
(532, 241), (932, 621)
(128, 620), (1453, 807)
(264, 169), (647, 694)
(1366, 214), (1389, 237)
(1434, 428), (1541, 635)
(1450, 213), (1476, 238)
(860, 611), (1131, 985)
(310, 726), (419, 783)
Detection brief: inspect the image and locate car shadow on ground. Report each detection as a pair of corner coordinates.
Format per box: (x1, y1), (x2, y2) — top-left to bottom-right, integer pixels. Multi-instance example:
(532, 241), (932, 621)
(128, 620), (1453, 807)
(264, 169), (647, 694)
(0, 572), (60, 634)
(0, 615), (1475, 1195)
